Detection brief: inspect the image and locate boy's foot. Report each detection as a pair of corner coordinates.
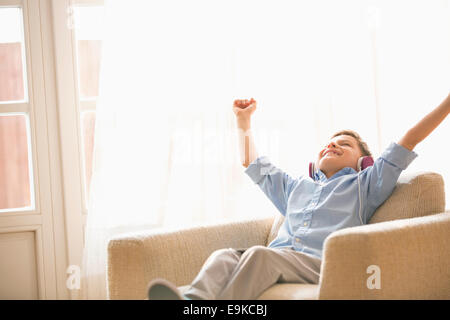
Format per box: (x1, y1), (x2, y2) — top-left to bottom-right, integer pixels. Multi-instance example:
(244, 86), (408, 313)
(147, 278), (185, 300)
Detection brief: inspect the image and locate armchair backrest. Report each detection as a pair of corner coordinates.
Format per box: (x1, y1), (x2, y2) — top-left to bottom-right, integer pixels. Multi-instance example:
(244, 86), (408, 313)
(266, 171), (445, 246)
(368, 171), (444, 223)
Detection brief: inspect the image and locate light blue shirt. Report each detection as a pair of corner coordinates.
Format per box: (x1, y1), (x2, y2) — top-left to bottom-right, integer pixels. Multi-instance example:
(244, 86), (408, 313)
(244, 142), (418, 260)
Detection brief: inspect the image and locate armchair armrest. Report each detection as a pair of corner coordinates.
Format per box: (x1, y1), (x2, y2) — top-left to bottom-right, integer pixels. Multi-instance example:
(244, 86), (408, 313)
(318, 212), (450, 299)
(107, 216), (274, 299)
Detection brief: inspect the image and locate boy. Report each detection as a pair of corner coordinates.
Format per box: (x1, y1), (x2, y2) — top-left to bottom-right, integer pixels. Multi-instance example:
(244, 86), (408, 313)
(148, 93), (450, 300)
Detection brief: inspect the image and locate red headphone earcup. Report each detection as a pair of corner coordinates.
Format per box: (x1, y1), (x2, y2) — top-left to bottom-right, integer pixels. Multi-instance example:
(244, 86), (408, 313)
(360, 156), (374, 170)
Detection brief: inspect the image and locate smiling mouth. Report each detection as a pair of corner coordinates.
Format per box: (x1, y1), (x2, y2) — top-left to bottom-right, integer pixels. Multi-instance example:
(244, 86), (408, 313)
(323, 151), (342, 157)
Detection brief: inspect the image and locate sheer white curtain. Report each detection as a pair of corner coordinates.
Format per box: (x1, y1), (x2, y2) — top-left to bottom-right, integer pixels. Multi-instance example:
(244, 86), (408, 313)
(80, 0), (450, 299)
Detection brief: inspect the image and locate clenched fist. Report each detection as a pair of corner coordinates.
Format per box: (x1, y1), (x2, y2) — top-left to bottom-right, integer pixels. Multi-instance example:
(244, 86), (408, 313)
(233, 98), (257, 118)
(233, 98), (257, 131)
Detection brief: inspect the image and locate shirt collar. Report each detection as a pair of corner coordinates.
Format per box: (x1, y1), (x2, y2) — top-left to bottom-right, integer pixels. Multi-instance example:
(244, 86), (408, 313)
(315, 167), (357, 182)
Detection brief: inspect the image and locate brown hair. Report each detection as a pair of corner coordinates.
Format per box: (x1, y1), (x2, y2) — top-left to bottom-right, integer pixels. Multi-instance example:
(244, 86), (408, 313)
(331, 129), (372, 157)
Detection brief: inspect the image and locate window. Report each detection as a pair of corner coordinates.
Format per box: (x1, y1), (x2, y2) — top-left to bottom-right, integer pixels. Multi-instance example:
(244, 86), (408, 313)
(0, 7), (34, 212)
(0, 7), (27, 103)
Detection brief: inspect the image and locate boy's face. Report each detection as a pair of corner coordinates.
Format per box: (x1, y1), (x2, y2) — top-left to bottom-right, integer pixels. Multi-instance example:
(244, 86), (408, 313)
(316, 134), (363, 178)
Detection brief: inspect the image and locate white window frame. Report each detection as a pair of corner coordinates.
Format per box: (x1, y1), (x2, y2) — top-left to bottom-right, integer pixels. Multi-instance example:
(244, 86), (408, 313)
(0, 0), (69, 299)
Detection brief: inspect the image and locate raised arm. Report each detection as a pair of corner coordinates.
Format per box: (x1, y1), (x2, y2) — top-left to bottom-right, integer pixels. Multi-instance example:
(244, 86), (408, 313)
(361, 93), (449, 223)
(232, 98), (297, 216)
(233, 98), (258, 167)
(398, 93), (450, 151)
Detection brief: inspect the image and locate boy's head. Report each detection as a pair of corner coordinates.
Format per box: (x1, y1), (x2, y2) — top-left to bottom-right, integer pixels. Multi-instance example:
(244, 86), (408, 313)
(316, 130), (372, 179)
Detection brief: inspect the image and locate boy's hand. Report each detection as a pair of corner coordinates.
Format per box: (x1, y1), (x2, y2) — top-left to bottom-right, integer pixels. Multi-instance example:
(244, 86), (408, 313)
(233, 98), (257, 131)
(233, 98), (257, 118)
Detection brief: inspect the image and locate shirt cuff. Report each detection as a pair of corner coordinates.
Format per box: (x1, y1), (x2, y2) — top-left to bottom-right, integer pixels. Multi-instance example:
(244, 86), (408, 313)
(244, 155), (273, 184)
(380, 142), (418, 170)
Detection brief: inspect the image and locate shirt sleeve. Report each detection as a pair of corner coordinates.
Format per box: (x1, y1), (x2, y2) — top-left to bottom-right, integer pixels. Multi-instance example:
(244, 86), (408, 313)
(244, 155), (297, 216)
(361, 142), (418, 222)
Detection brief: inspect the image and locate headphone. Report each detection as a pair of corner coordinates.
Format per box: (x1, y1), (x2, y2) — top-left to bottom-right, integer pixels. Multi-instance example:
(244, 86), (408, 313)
(308, 155), (374, 225)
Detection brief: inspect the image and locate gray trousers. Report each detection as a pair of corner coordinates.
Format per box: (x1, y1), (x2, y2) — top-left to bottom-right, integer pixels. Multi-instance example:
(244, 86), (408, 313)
(183, 245), (322, 300)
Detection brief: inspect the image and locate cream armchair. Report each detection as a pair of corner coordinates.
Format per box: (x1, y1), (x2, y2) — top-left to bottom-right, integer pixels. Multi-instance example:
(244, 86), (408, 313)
(107, 171), (450, 299)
